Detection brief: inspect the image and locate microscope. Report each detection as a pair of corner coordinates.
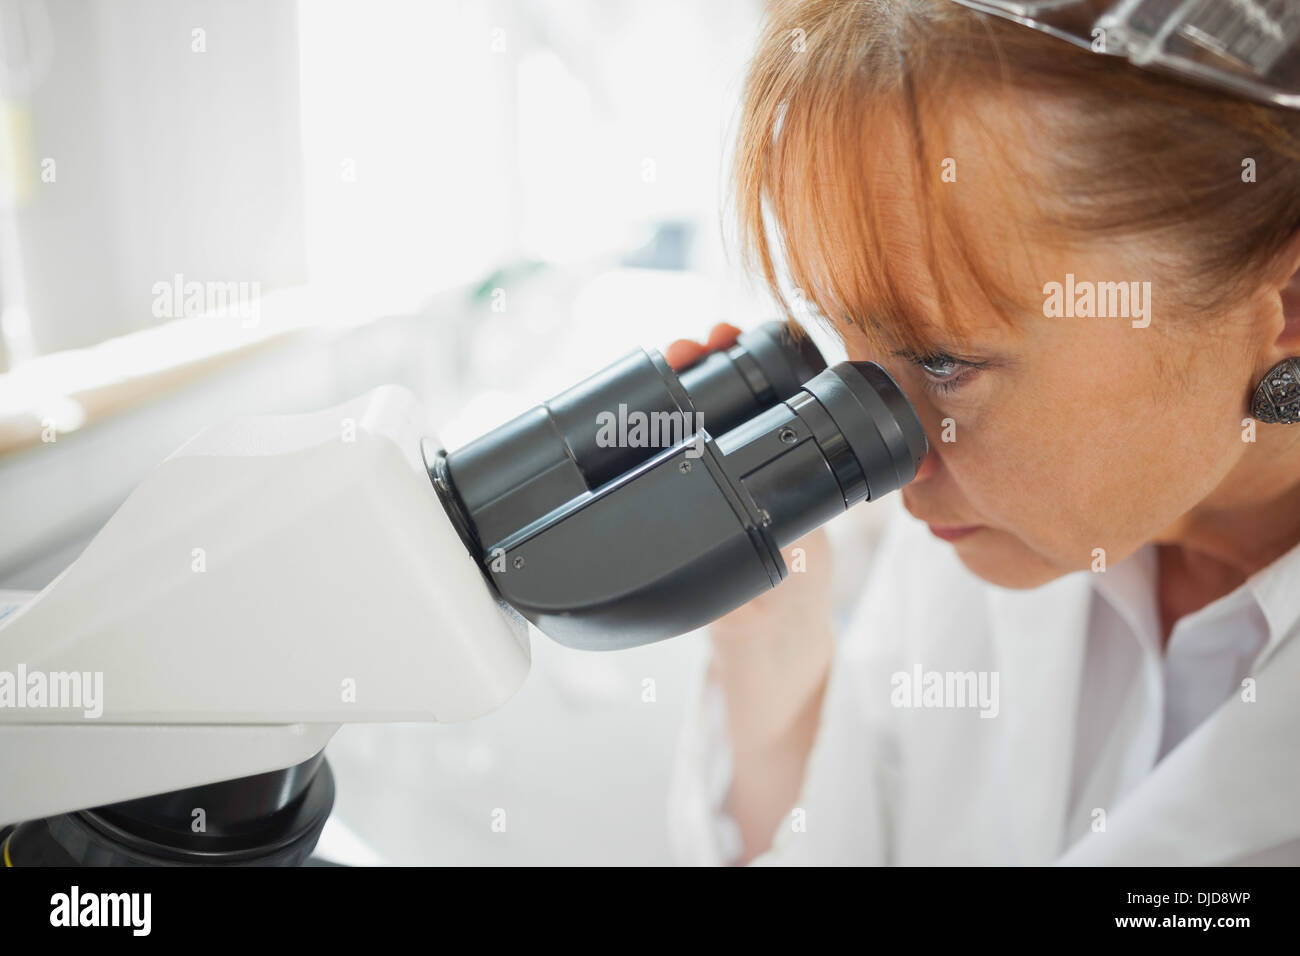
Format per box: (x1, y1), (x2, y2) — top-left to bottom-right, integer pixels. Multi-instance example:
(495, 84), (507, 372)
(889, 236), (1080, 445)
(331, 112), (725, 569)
(0, 321), (927, 865)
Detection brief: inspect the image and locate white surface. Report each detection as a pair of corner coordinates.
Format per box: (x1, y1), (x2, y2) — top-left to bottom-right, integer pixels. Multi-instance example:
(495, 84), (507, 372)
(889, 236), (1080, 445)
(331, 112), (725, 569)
(322, 621), (709, 866)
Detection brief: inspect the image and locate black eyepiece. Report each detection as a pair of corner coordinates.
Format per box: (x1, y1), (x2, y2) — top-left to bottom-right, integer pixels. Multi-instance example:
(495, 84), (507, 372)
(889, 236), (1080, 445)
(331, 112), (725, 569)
(799, 361), (929, 504)
(426, 323), (928, 649)
(714, 361), (928, 553)
(440, 320), (826, 552)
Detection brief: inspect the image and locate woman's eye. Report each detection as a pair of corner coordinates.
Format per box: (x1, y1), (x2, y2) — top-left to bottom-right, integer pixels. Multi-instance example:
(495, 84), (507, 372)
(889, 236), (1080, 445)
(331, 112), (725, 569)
(899, 351), (987, 395)
(918, 353), (961, 378)
(914, 353), (972, 394)
(892, 348), (990, 396)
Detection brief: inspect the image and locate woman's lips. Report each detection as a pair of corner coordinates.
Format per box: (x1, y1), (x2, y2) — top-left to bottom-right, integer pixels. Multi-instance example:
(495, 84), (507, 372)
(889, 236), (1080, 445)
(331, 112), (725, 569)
(927, 524), (983, 542)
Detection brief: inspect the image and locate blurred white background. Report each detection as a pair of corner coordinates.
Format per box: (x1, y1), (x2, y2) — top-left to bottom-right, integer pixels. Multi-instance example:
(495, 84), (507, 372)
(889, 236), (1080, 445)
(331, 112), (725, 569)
(0, 0), (868, 864)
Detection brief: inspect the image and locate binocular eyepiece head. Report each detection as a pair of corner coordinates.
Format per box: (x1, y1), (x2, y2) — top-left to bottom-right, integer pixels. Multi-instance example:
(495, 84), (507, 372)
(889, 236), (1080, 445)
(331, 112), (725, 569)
(425, 321), (927, 649)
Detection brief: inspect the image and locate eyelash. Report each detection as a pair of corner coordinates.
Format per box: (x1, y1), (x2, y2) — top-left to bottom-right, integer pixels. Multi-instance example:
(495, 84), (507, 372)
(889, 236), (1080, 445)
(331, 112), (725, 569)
(910, 353), (987, 395)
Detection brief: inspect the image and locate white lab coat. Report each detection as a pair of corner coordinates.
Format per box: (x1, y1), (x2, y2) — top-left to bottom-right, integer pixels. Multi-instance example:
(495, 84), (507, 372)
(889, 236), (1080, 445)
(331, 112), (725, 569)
(667, 498), (1300, 865)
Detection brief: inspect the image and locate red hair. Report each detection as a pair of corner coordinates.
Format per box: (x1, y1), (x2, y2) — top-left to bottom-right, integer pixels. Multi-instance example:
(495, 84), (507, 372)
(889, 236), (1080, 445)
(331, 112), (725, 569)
(733, 0), (1300, 356)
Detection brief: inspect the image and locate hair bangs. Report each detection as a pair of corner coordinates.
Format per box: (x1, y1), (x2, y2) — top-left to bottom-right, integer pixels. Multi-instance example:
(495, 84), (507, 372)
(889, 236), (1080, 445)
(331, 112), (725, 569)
(733, 0), (1030, 360)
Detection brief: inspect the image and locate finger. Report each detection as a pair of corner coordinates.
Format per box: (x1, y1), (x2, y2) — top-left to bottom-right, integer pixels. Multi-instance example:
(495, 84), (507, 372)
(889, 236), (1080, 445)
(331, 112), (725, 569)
(664, 338), (709, 371)
(705, 323), (743, 352)
(664, 324), (744, 371)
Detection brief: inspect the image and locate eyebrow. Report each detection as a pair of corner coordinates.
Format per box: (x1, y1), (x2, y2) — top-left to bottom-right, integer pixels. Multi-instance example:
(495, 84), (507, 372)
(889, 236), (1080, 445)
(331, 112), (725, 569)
(881, 307), (978, 358)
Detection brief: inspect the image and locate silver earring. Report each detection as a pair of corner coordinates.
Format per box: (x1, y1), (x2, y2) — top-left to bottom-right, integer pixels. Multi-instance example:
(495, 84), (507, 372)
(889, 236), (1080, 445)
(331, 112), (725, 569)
(1252, 358), (1300, 424)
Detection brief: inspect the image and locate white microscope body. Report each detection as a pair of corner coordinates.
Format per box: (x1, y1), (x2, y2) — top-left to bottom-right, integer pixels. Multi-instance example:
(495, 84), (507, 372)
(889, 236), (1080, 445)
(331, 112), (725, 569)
(0, 385), (530, 827)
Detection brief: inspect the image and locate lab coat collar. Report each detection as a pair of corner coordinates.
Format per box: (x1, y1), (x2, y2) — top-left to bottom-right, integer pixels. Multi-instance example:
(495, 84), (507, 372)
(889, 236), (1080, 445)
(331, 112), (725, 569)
(1245, 533), (1300, 664)
(1092, 535), (1300, 664)
(983, 537), (1300, 865)
(1055, 625), (1300, 865)
(1064, 537), (1300, 864)
(1089, 544), (1161, 656)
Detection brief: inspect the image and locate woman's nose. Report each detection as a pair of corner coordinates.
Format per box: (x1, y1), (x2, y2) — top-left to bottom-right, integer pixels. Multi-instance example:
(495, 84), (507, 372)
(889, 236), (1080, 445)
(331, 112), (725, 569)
(913, 442), (941, 483)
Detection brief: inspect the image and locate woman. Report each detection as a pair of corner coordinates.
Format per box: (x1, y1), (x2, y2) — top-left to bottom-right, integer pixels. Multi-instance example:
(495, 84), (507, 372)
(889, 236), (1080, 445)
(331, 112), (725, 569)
(665, 0), (1300, 865)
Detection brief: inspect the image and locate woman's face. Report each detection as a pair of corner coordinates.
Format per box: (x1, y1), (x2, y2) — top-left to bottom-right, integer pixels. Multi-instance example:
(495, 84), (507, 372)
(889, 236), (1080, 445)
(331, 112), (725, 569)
(833, 106), (1282, 589)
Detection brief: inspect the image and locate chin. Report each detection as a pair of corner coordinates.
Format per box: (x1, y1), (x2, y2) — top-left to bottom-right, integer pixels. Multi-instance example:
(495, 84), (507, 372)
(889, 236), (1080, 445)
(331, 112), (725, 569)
(946, 529), (1071, 590)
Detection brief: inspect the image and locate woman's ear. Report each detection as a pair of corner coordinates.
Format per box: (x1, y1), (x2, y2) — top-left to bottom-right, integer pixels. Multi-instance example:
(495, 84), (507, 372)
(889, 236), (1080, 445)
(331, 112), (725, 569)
(1265, 229), (1300, 358)
(1280, 276), (1300, 353)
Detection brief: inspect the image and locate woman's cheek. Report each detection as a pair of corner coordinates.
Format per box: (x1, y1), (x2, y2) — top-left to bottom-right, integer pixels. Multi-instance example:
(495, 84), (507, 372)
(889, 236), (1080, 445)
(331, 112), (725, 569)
(955, 407), (1063, 521)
